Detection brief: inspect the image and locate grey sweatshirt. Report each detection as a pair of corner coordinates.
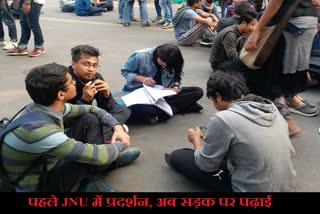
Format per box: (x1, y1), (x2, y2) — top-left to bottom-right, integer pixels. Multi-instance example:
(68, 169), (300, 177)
(194, 99), (296, 192)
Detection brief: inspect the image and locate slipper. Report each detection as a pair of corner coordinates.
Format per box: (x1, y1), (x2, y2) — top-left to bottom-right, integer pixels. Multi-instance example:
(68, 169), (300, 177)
(288, 103), (318, 117)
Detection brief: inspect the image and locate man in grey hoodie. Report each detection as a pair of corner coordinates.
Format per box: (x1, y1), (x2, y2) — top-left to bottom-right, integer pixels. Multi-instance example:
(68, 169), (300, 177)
(165, 71), (296, 192)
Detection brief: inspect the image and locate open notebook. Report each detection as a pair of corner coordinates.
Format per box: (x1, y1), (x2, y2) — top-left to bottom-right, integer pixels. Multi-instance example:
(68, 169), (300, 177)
(121, 84), (177, 116)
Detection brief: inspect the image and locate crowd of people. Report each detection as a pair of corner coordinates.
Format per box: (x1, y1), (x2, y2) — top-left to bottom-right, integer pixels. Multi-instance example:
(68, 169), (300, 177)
(1, 0), (320, 193)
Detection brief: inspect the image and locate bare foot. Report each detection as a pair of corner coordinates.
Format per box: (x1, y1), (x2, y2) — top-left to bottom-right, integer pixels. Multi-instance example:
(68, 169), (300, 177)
(288, 95), (304, 108)
(287, 119), (301, 137)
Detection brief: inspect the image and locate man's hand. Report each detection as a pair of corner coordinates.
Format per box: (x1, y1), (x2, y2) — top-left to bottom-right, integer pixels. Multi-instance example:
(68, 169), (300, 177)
(244, 29), (259, 51)
(312, 0), (320, 9)
(111, 125), (130, 148)
(187, 127), (203, 150)
(82, 81), (97, 102)
(94, 79), (110, 98)
(22, 2), (31, 14)
(142, 77), (156, 87)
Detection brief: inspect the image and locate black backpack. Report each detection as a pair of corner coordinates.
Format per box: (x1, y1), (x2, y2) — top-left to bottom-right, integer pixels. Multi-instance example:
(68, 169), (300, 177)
(0, 107), (56, 192)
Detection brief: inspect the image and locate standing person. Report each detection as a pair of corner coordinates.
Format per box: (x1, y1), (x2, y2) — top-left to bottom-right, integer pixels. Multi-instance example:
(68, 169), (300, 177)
(68, 45), (131, 141)
(1, 63), (140, 192)
(172, 0), (218, 46)
(7, 0), (46, 57)
(0, 0), (18, 50)
(121, 44), (204, 124)
(159, 0), (173, 29)
(244, 0), (319, 136)
(122, 0), (150, 27)
(152, 0), (162, 22)
(165, 71), (296, 192)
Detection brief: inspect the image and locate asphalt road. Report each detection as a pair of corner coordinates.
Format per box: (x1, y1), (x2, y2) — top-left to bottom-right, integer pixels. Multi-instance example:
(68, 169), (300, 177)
(0, 0), (319, 192)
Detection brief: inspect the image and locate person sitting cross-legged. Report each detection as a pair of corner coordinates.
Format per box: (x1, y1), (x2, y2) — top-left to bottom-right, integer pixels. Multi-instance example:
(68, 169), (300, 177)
(68, 45), (131, 141)
(165, 71), (296, 192)
(121, 44), (204, 124)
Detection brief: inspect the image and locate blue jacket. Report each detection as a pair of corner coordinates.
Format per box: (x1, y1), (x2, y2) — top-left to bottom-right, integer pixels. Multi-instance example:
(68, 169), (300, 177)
(121, 48), (181, 92)
(75, 0), (91, 16)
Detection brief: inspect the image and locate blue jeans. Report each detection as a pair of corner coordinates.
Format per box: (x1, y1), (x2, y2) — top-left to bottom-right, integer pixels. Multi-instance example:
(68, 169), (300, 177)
(154, 0), (161, 17)
(160, 0), (172, 23)
(118, 0), (134, 20)
(0, 0), (17, 42)
(123, 0), (148, 25)
(18, 0), (44, 49)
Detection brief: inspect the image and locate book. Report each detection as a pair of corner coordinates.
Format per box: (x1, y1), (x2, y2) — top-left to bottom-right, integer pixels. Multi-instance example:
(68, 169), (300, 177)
(121, 84), (177, 116)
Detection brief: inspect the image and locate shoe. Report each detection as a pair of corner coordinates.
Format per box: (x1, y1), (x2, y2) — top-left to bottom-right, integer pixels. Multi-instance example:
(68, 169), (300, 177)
(0, 40), (8, 46)
(118, 20), (124, 24)
(152, 16), (162, 22)
(29, 48), (46, 57)
(156, 19), (165, 25)
(147, 116), (158, 124)
(7, 47), (29, 56)
(141, 22), (151, 27)
(301, 99), (316, 108)
(182, 103), (203, 113)
(3, 41), (17, 50)
(82, 179), (118, 192)
(200, 39), (213, 47)
(123, 23), (130, 27)
(161, 22), (173, 29)
(122, 124), (129, 133)
(117, 147), (141, 167)
(164, 153), (173, 169)
(288, 103), (318, 117)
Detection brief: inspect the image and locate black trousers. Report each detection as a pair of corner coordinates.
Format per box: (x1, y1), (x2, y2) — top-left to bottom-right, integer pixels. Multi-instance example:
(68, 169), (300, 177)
(45, 113), (113, 192)
(168, 148), (232, 192)
(128, 86), (203, 123)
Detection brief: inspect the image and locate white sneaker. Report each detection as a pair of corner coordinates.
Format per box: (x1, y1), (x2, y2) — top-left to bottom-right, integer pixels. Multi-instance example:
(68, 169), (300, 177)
(3, 41), (17, 50)
(162, 22), (173, 29)
(0, 40), (8, 46)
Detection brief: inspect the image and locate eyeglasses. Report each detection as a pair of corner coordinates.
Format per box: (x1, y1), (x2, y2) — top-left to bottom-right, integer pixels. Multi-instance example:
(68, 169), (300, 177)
(78, 61), (100, 69)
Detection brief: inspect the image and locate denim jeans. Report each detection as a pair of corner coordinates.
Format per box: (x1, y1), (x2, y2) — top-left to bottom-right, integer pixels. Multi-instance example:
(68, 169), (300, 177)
(154, 0), (161, 17)
(0, 0), (17, 42)
(61, 4), (75, 12)
(123, 0), (148, 25)
(118, 0), (134, 20)
(18, 0), (44, 49)
(159, 0), (172, 23)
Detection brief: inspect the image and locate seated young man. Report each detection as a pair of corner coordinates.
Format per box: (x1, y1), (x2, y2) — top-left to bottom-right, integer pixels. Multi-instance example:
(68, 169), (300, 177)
(1, 63), (140, 192)
(68, 45), (131, 140)
(165, 71), (296, 192)
(173, 0), (218, 46)
(209, 9), (257, 73)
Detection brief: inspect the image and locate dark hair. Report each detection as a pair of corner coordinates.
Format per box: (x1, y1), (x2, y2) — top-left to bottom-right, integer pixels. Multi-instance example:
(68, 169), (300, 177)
(206, 0), (213, 4)
(234, 1), (256, 16)
(187, 0), (201, 7)
(237, 10), (258, 24)
(71, 45), (100, 62)
(25, 63), (69, 106)
(154, 44), (184, 82)
(206, 71), (249, 102)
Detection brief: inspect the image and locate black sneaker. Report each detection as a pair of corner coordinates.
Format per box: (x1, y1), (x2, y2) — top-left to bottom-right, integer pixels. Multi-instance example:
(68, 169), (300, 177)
(182, 103), (203, 113)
